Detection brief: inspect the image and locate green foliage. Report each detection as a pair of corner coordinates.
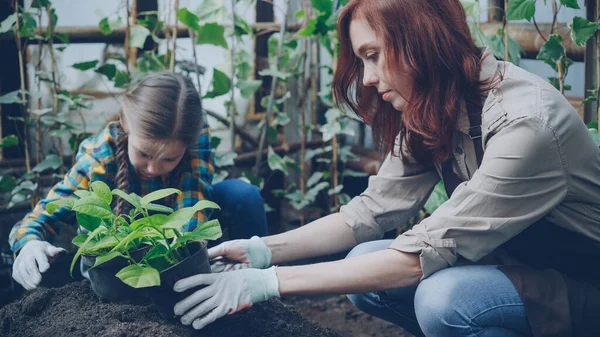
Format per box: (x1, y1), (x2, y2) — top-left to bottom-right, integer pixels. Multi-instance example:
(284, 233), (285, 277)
(569, 17), (600, 47)
(506, 0), (536, 21)
(203, 68), (231, 99)
(47, 181), (222, 288)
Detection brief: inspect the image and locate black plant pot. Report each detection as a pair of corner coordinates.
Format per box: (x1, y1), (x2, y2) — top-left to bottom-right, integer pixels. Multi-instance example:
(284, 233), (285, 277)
(147, 240), (211, 322)
(81, 245), (149, 301)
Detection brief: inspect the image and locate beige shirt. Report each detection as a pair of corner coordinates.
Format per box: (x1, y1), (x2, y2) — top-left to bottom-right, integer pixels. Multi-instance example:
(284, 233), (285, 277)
(340, 52), (600, 279)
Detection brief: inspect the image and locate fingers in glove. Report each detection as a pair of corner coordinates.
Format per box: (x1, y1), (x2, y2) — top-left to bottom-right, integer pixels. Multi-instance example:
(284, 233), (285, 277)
(34, 248), (51, 273)
(192, 306), (226, 330)
(180, 297), (217, 325)
(45, 245), (65, 258)
(12, 262), (24, 289)
(207, 243), (226, 259)
(23, 255), (42, 290)
(174, 284), (216, 316)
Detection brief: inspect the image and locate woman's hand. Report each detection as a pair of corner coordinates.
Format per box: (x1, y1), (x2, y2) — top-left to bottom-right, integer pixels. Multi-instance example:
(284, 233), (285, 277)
(208, 236), (272, 272)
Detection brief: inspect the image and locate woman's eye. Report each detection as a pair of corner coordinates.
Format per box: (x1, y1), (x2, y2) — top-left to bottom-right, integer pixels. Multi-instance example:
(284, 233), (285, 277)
(366, 52), (378, 61)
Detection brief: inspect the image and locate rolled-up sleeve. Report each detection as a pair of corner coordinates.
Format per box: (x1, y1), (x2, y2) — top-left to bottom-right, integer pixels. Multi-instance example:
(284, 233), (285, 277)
(390, 116), (568, 279)
(340, 139), (440, 244)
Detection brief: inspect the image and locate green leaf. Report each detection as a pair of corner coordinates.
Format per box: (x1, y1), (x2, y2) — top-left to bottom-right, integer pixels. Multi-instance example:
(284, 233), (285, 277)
(130, 214), (169, 230)
(192, 200), (221, 212)
(0, 135), (18, 148)
(559, 0), (580, 9)
(112, 190), (142, 211)
(0, 175), (17, 192)
(312, 0), (333, 15)
(46, 198), (75, 214)
(328, 184), (344, 196)
(95, 64), (117, 80)
(146, 203), (174, 214)
(343, 169), (368, 177)
(307, 172), (324, 188)
(72, 60), (99, 71)
(0, 14), (17, 34)
(424, 181), (449, 214)
(113, 71), (130, 88)
(72, 196), (114, 219)
(197, 23), (228, 48)
(129, 25), (150, 48)
(295, 9), (306, 19)
(179, 219), (223, 243)
(177, 8), (201, 31)
(91, 251), (126, 269)
(267, 126), (278, 143)
(537, 34), (565, 64)
(70, 226), (107, 275)
(116, 264), (161, 288)
(72, 234), (88, 248)
(234, 16), (253, 37)
(506, 0), (535, 21)
(258, 68), (292, 81)
(214, 152), (237, 167)
(93, 235), (120, 250)
(267, 146), (288, 175)
(0, 90), (25, 104)
(140, 188), (182, 207)
(194, 0), (226, 22)
(109, 229), (144, 253)
(569, 17), (600, 47)
(99, 17), (111, 35)
(203, 68), (231, 99)
(143, 244), (172, 271)
(241, 173), (264, 190)
(90, 181), (112, 205)
(76, 213), (102, 232)
(274, 112), (291, 126)
(32, 154), (62, 173)
(588, 128), (600, 145)
(74, 190), (92, 198)
(236, 80), (262, 99)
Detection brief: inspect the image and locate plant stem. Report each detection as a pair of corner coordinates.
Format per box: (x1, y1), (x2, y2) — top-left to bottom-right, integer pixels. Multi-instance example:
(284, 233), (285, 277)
(14, 0), (31, 173)
(125, 0), (131, 79)
(190, 29), (202, 94)
(503, 0), (509, 62)
(254, 0), (290, 175)
(230, 0), (237, 152)
(551, 0), (565, 94)
(160, 230), (178, 261)
(169, 0), (178, 72)
(46, 4), (64, 175)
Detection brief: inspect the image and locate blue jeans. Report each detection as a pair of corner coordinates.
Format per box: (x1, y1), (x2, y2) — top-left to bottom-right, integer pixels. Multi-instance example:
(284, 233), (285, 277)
(346, 240), (533, 337)
(211, 179), (268, 240)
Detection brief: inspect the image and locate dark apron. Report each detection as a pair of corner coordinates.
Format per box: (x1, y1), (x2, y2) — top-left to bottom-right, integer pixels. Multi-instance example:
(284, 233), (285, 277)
(442, 112), (600, 337)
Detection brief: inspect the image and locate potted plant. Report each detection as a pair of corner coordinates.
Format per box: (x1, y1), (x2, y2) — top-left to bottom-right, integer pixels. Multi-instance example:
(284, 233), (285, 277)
(47, 181), (222, 319)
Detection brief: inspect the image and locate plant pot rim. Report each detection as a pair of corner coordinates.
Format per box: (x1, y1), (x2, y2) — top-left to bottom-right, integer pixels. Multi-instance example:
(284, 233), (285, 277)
(159, 240), (207, 274)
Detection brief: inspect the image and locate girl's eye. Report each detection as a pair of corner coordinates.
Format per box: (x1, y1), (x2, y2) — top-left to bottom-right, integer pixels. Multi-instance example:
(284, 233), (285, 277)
(139, 151), (151, 159)
(366, 52), (378, 62)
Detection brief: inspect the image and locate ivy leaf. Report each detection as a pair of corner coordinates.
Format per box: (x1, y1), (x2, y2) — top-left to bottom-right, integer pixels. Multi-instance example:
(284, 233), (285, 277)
(113, 71), (130, 88)
(203, 68), (231, 99)
(343, 169), (368, 177)
(267, 147), (288, 175)
(32, 154), (62, 172)
(0, 135), (18, 148)
(236, 80), (262, 99)
(506, 0), (536, 21)
(0, 14), (17, 34)
(241, 172), (264, 190)
(129, 25), (150, 48)
(214, 152), (237, 167)
(95, 64), (117, 80)
(328, 184), (344, 196)
(311, 0), (332, 15)
(194, 0), (226, 22)
(537, 34), (565, 64)
(0, 90), (25, 104)
(258, 68), (292, 81)
(116, 264), (161, 288)
(197, 23), (228, 48)
(559, 0), (580, 9)
(569, 17), (600, 47)
(306, 172), (324, 188)
(0, 175), (17, 193)
(177, 8), (201, 31)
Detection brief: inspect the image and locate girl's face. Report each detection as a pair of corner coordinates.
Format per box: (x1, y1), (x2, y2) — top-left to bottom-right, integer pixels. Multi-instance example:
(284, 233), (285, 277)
(349, 19), (412, 112)
(127, 133), (187, 179)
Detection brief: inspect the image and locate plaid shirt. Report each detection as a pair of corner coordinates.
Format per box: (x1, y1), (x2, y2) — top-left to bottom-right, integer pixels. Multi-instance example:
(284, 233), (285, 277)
(9, 121), (214, 253)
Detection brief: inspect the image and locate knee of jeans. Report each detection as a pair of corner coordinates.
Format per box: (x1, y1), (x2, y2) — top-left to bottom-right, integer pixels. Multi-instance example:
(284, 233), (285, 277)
(345, 240), (392, 259)
(226, 180), (263, 205)
(414, 269), (469, 335)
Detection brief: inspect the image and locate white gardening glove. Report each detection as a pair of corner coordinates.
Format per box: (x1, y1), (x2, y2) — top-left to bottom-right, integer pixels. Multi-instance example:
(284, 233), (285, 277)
(208, 236), (272, 273)
(12, 240), (66, 290)
(173, 266), (280, 330)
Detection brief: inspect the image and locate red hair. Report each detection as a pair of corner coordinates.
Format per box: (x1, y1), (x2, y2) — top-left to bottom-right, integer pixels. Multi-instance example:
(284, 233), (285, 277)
(333, 0), (490, 163)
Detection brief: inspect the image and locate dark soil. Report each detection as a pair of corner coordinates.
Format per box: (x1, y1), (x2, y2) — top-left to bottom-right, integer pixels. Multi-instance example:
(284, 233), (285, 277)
(0, 281), (341, 337)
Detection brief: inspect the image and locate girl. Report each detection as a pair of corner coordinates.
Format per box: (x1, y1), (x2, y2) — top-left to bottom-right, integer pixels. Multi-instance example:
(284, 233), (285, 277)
(10, 71), (268, 291)
(174, 1), (600, 336)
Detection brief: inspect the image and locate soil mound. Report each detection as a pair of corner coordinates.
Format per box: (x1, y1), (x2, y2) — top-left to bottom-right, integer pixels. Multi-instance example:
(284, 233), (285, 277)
(0, 281), (341, 337)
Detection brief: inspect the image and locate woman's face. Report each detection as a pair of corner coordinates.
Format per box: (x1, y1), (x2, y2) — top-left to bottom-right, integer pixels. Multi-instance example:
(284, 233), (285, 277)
(127, 132), (187, 179)
(349, 19), (411, 112)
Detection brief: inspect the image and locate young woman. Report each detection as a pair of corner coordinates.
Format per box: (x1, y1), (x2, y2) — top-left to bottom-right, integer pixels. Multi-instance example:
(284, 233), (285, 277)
(173, 1), (600, 335)
(10, 71), (268, 291)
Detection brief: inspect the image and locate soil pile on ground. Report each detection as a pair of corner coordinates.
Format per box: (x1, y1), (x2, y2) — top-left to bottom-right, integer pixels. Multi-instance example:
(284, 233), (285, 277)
(0, 281), (341, 337)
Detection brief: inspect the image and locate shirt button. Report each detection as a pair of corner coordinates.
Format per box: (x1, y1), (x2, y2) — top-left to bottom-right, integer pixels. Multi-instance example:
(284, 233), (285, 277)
(455, 147), (463, 154)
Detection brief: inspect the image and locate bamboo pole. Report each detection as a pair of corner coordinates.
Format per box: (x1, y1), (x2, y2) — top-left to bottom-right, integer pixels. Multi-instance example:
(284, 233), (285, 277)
(229, 0), (237, 152)
(14, 0), (31, 173)
(254, 0), (290, 175)
(130, 0), (138, 69)
(169, 0), (178, 72)
(125, 0), (131, 78)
